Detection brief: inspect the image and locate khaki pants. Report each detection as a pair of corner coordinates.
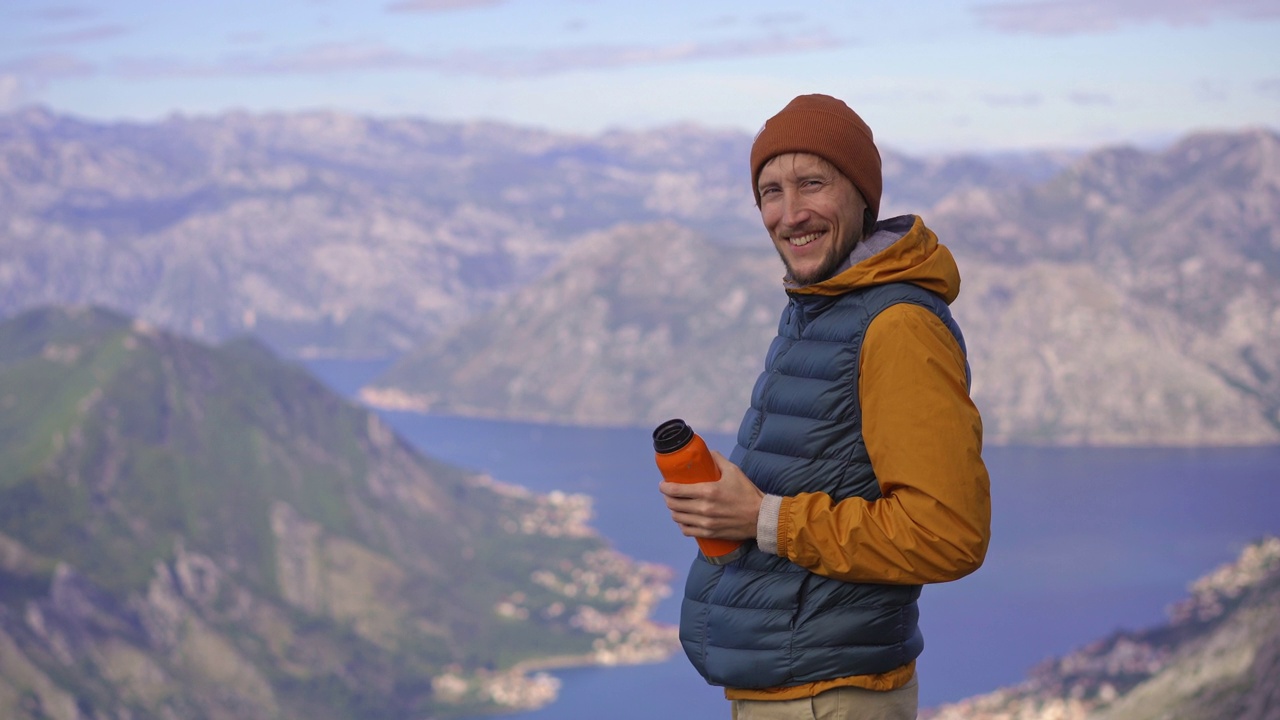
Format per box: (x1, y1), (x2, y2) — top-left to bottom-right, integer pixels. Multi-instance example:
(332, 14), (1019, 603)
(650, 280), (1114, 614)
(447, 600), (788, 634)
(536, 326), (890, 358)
(730, 675), (918, 720)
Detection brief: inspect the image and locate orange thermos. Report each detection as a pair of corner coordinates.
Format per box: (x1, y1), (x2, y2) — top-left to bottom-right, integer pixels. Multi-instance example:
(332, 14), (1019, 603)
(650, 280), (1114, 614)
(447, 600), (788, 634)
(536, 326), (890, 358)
(653, 418), (747, 565)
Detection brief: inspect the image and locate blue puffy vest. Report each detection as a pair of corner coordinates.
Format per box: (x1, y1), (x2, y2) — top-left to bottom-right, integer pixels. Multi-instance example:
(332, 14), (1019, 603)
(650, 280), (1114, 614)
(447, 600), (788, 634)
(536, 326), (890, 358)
(679, 281), (967, 689)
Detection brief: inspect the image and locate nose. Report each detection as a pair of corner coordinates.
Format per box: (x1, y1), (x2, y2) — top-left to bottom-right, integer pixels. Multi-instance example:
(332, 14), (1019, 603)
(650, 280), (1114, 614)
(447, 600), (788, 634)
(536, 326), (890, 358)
(779, 189), (810, 228)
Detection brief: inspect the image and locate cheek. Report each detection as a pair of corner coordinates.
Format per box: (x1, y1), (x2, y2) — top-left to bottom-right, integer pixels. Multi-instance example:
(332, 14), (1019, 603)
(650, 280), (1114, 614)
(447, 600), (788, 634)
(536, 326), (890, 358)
(759, 202), (785, 231)
(759, 209), (779, 233)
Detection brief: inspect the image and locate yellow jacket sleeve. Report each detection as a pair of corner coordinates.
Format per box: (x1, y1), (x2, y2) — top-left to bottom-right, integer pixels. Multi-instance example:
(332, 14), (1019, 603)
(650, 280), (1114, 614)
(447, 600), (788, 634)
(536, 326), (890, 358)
(775, 303), (991, 584)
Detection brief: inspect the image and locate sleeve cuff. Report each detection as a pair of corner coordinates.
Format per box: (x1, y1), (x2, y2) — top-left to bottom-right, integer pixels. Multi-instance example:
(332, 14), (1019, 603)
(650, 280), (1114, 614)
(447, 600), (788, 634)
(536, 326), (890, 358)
(757, 494), (783, 556)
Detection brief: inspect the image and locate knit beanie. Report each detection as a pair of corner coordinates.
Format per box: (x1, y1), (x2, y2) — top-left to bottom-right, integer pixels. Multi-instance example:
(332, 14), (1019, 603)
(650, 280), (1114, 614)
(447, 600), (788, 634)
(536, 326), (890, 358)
(750, 94), (882, 220)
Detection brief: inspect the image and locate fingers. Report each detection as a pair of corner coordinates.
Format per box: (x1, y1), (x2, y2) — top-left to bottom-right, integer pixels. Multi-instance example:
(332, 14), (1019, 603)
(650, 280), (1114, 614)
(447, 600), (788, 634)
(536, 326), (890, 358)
(710, 450), (733, 474)
(671, 517), (706, 538)
(663, 496), (733, 538)
(659, 455), (761, 541)
(659, 479), (710, 499)
(660, 482), (717, 537)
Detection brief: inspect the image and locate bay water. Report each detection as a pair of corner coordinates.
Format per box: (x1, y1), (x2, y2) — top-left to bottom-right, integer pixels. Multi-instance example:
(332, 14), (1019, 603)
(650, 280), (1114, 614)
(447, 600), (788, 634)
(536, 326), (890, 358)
(305, 359), (1280, 717)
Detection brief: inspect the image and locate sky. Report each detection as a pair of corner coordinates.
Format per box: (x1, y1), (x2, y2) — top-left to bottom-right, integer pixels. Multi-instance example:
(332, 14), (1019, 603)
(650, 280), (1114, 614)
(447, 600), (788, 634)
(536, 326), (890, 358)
(1, 0), (1278, 155)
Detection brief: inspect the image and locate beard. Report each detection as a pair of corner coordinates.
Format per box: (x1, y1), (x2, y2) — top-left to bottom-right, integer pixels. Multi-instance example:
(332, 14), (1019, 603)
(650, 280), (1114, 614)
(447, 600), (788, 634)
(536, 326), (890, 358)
(777, 225), (863, 286)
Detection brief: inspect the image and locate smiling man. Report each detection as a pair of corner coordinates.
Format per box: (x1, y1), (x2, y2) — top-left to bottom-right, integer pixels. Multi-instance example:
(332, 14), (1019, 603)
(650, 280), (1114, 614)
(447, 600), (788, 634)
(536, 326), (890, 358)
(659, 94), (992, 719)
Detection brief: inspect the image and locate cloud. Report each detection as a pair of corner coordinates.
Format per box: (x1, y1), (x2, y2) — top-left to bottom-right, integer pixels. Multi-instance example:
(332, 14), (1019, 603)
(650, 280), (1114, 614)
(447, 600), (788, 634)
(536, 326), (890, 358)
(1067, 90), (1114, 105)
(1194, 79), (1230, 102)
(2, 52), (96, 78)
(20, 5), (126, 48)
(0, 53), (95, 110)
(112, 43), (410, 78)
(385, 0), (507, 13)
(244, 43), (426, 75)
(1258, 77), (1280, 101)
(974, 0), (1280, 35)
(982, 92), (1042, 107)
(0, 75), (25, 110)
(37, 24), (130, 45)
(439, 32), (845, 77)
(228, 31), (267, 45)
(756, 13), (806, 27)
(29, 5), (97, 23)
(113, 32), (847, 80)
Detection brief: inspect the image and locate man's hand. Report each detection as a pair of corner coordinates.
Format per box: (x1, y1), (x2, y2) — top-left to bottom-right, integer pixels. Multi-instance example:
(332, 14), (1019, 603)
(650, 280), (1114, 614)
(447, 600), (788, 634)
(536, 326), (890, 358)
(659, 451), (764, 541)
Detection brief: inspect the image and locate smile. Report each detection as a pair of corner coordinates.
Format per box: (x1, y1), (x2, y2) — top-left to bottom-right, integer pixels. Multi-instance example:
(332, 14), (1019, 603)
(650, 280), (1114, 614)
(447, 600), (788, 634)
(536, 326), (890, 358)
(788, 231), (823, 247)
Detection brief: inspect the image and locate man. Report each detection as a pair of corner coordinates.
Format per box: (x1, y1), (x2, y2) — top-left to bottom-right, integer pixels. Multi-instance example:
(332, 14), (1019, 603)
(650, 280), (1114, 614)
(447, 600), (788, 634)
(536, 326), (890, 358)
(659, 93), (991, 719)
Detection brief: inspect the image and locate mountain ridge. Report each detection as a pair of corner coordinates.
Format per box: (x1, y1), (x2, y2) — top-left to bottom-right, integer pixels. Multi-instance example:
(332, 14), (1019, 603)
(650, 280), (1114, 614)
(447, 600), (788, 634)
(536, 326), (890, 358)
(3, 108), (1277, 444)
(0, 304), (677, 720)
(0, 105), (1065, 357)
(362, 127), (1280, 445)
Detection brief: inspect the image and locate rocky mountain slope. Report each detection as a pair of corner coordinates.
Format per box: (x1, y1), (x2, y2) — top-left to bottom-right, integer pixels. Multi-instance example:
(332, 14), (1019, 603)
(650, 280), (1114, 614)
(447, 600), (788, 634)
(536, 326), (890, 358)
(0, 108), (762, 357)
(934, 128), (1280, 444)
(363, 221), (786, 431)
(0, 305), (676, 720)
(365, 129), (1280, 445)
(0, 107), (1061, 358)
(924, 536), (1280, 720)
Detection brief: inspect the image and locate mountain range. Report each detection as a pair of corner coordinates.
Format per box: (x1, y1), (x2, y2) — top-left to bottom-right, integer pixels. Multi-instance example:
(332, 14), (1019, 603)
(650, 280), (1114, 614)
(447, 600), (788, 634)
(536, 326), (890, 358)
(0, 305), (675, 720)
(0, 104), (1065, 357)
(2, 107), (1277, 444)
(364, 128), (1280, 444)
(0, 107), (763, 357)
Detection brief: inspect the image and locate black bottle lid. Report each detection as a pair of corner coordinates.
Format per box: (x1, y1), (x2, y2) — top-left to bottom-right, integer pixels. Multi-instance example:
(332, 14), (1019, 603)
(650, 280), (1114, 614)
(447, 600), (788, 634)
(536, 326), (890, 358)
(653, 418), (694, 453)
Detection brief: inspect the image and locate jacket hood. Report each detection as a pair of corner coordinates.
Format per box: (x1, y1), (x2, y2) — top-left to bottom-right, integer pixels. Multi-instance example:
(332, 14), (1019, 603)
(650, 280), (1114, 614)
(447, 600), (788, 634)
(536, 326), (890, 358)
(786, 215), (961, 304)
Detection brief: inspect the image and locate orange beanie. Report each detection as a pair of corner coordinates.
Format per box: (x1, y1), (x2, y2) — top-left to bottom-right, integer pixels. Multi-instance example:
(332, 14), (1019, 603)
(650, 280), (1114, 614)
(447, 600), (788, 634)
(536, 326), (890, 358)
(750, 94), (882, 219)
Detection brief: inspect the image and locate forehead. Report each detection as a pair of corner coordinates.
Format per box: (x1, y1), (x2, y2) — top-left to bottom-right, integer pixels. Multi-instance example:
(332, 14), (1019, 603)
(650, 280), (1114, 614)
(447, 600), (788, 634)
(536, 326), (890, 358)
(758, 152), (840, 182)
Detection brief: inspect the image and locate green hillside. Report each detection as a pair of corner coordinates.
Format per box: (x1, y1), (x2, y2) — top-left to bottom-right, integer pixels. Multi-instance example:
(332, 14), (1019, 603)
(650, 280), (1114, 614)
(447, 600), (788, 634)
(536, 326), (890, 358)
(0, 305), (674, 720)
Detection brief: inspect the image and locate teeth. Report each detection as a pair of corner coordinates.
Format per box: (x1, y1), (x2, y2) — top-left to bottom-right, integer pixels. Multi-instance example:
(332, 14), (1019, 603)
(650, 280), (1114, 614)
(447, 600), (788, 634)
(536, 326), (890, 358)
(790, 232), (821, 247)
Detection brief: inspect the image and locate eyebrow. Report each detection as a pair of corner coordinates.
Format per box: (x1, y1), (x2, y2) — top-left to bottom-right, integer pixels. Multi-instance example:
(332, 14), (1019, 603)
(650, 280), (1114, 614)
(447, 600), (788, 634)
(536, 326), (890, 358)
(757, 157), (837, 191)
(795, 170), (830, 182)
(759, 168), (831, 189)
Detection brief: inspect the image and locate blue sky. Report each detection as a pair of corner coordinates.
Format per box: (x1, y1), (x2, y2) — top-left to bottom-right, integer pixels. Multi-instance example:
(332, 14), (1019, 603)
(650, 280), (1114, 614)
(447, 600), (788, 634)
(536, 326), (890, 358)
(2, 0), (1278, 154)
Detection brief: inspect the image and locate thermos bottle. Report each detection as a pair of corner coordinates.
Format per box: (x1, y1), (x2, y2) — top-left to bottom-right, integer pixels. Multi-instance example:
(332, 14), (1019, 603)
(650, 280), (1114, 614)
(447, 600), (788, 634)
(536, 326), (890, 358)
(653, 418), (747, 565)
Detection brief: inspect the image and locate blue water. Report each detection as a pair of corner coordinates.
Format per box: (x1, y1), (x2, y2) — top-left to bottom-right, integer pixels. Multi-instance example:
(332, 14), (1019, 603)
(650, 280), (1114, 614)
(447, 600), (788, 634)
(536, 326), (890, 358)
(303, 359), (1280, 717)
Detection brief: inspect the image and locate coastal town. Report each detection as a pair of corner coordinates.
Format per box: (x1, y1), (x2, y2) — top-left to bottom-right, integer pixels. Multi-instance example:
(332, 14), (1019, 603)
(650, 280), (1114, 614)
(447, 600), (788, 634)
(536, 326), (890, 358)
(437, 476), (682, 713)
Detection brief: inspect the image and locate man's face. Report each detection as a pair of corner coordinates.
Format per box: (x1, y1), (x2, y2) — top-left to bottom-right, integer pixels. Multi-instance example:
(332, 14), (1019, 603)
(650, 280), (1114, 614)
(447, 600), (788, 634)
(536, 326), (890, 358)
(757, 152), (867, 286)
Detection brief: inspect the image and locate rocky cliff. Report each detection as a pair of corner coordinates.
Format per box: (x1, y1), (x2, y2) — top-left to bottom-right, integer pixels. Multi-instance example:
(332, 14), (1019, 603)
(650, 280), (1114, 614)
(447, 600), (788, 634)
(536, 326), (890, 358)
(924, 536), (1280, 720)
(0, 305), (677, 720)
(934, 129), (1280, 444)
